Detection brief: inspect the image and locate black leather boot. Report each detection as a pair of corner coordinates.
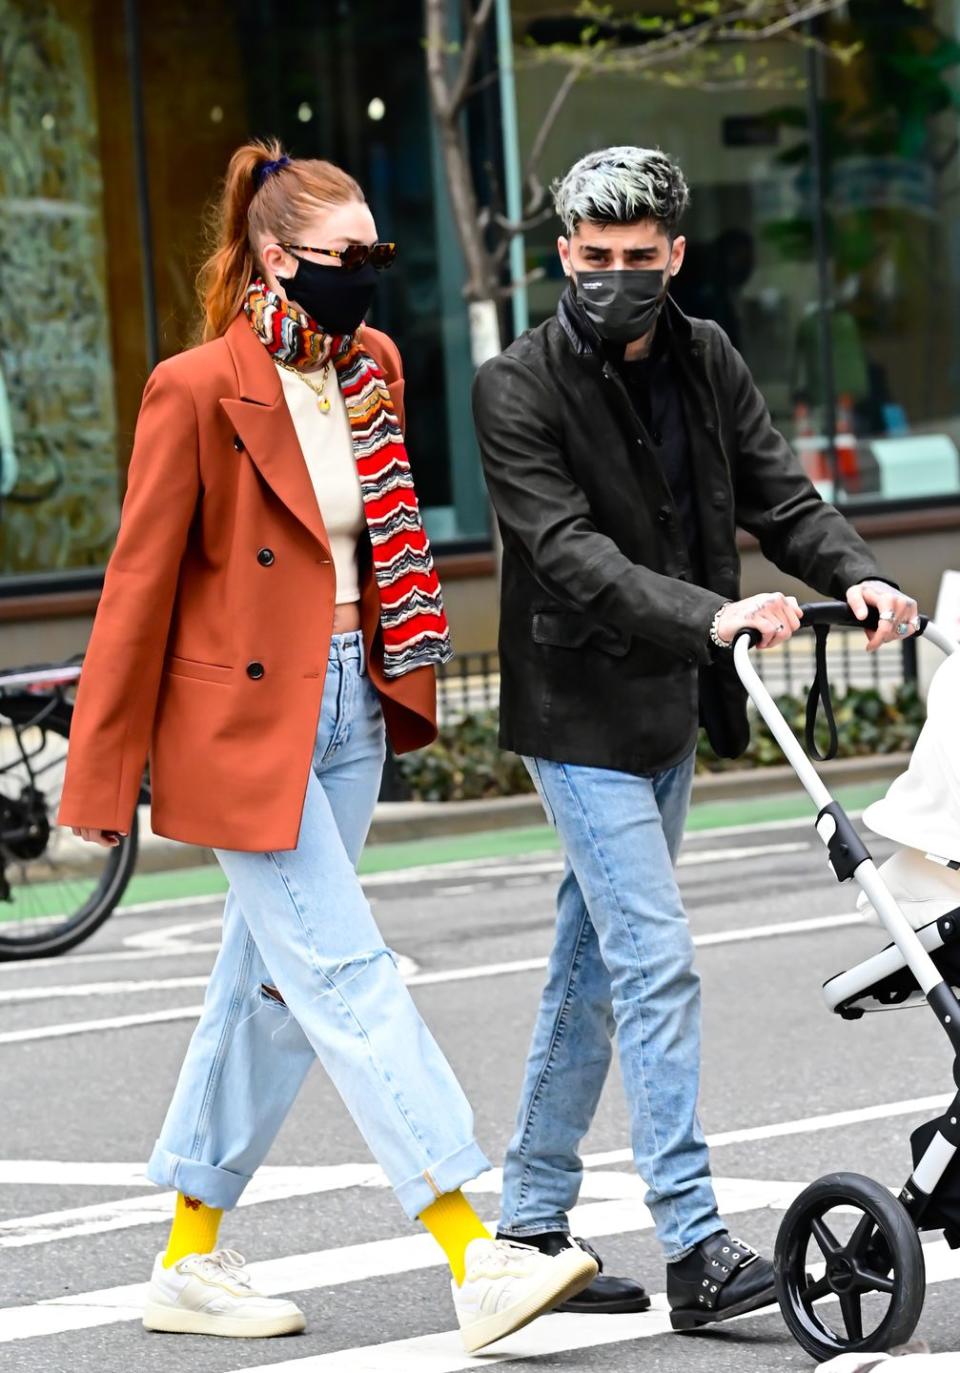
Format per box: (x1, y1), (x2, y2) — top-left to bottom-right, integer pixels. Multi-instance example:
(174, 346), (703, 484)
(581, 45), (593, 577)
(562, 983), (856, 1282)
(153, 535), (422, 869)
(496, 1230), (650, 1314)
(667, 1231), (776, 1329)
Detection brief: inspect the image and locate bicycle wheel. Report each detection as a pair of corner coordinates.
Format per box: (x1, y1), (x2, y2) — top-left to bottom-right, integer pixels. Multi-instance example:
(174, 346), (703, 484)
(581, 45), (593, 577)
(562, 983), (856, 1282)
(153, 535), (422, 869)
(775, 1172), (925, 1362)
(0, 693), (140, 959)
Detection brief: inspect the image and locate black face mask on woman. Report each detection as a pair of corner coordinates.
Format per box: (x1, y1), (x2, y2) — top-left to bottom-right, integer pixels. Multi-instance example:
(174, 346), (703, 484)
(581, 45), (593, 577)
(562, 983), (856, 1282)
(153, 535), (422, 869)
(277, 253), (378, 337)
(574, 266), (671, 344)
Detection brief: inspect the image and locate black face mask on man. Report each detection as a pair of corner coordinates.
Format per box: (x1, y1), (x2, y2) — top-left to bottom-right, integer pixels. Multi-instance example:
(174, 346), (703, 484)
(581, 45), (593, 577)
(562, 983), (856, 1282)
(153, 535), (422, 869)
(277, 253), (378, 337)
(574, 266), (671, 344)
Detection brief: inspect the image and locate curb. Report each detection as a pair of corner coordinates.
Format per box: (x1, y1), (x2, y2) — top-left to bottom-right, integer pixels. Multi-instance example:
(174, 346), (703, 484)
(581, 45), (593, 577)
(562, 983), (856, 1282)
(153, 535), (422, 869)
(125, 751), (910, 875)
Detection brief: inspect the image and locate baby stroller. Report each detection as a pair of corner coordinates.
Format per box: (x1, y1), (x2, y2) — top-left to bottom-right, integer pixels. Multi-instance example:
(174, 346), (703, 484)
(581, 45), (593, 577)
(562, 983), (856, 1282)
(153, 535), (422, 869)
(732, 602), (959, 1363)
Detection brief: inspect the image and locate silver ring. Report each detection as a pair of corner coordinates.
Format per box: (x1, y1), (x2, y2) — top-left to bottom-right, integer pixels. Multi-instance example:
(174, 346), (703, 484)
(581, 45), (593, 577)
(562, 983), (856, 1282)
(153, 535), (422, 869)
(896, 621), (910, 637)
(878, 609), (896, 622)
(775, 621), (785, 632)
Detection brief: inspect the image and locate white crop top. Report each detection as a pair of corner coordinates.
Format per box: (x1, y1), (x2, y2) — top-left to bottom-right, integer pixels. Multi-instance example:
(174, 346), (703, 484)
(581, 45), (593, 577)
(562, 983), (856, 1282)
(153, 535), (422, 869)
(276, 363), (365, 603)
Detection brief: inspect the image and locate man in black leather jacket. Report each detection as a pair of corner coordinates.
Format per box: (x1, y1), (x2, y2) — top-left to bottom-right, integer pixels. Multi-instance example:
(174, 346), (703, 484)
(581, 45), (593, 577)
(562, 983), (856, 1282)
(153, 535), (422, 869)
(472, 145), (918, 1328)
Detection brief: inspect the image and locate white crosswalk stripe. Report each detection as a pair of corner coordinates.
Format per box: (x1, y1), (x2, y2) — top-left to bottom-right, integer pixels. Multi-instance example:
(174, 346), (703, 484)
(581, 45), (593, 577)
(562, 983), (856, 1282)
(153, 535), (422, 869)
(0, 1183), (802, 1343)
(2, 1092), (949, 1250)
(222, 1237), (960, 1373)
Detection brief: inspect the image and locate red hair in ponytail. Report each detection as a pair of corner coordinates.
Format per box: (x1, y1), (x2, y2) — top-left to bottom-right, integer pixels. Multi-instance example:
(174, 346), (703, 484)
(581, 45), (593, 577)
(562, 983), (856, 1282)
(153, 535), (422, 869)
(197, 138), (364, 341)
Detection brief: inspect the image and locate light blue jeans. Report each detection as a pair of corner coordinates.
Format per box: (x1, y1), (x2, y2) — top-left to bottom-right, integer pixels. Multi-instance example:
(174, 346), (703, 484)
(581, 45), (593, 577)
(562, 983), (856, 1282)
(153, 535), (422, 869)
(147, 631), (489, 1220)
(499, 752), (721, 1260)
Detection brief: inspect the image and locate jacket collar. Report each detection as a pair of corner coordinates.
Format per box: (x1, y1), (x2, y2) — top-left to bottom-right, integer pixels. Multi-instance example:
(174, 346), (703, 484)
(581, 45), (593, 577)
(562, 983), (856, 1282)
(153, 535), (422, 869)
(223, 312), (286, 405)
(219, 313), (332, 555)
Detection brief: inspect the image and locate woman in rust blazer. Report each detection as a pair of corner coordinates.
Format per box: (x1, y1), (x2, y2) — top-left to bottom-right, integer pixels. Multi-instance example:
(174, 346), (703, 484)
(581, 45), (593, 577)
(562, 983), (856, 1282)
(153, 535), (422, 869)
(57, 140), (594, 1349)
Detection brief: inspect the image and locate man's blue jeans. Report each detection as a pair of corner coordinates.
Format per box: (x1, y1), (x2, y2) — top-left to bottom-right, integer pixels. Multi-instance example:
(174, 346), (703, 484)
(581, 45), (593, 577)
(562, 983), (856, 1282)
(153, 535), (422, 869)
(498, 752), (722, 1260)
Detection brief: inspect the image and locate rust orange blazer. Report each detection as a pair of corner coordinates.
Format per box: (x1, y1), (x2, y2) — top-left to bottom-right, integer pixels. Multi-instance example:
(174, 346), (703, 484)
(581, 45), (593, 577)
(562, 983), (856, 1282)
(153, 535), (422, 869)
(57, 314), (438, 851)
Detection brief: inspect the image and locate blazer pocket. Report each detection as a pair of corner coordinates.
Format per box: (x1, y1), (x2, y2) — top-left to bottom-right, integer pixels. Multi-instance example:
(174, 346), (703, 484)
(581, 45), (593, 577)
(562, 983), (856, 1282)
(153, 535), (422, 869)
(163, 654), (234, 684)
(531, 612), (630, 657)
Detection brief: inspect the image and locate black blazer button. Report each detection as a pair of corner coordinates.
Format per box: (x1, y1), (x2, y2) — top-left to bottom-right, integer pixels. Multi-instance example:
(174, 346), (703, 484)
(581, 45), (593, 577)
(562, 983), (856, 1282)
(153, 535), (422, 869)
(657, 506), (671, 524)
(246, 661), (265, 680)
(257, 547), (275, 566)
(233, 435), (245, 452)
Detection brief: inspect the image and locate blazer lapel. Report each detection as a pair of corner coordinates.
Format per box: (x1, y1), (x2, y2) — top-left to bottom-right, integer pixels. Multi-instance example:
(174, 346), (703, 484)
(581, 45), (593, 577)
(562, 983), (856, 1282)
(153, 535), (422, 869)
(220, 316), (333, 555)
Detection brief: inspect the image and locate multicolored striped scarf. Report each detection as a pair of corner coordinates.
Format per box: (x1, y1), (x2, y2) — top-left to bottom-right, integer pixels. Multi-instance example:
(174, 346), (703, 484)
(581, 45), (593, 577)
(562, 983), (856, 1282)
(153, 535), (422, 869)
(243, 280), (452, 678)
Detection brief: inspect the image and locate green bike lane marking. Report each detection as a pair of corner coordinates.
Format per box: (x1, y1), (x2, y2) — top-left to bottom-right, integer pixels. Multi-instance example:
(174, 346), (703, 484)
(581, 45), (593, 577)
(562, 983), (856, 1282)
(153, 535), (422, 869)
(1, 780), (888, 923)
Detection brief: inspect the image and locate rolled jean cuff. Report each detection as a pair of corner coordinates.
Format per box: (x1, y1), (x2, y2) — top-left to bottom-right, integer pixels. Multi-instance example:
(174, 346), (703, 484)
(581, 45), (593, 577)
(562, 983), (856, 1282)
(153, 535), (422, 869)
(664, 1219), (727, 1264)
(394, 1139), (492, 1221)
(146, 1143), (251, 1211)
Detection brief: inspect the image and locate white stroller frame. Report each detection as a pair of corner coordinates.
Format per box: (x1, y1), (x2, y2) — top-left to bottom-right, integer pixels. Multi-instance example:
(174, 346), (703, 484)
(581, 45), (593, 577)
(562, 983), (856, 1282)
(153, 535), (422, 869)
(733, 601), (959, 1362)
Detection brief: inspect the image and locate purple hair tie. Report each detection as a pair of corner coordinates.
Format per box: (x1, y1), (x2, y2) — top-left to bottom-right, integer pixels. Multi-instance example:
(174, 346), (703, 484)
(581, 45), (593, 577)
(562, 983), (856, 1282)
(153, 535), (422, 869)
(254, 155), (290, 190)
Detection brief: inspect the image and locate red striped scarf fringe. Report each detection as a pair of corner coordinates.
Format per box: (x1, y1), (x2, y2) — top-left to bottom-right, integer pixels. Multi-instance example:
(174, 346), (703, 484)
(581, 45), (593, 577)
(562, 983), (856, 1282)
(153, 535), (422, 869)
(244, 282), (452, 677)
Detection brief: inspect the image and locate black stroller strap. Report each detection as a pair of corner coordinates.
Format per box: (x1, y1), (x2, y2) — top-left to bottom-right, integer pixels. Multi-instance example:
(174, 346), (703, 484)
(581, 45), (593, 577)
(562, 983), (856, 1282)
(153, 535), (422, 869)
(805, 623), (839, 762)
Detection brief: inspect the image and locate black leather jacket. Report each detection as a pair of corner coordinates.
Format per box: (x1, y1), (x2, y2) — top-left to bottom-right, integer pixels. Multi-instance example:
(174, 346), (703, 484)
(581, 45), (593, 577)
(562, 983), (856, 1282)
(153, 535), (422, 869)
(472, 289), (888, 774)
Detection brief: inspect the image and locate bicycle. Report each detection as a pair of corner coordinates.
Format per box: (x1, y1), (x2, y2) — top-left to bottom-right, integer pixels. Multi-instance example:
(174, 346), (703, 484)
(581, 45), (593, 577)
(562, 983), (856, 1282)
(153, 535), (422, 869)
(0, 658), (143, 960)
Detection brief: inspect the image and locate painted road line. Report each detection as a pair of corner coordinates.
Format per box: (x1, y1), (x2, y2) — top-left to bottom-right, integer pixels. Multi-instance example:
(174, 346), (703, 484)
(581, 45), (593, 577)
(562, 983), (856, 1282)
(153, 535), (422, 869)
(4, 1085), (943, 1196)
(362, 842), (808, 888)
(695, 911), (868, 946)
(0, 1164), (387, 1249)
(0, 831), (834, 978)
(0, 976), (211, 1006)
(0, 909), (866, 1036)
(582, 1091), (953, 1169)
(222, 1237), (960, 1373)
(0, 911), (873, 1037)
(226, 1301), (696, 1373)
(0, 842), (801, 944)
(0, 1181), (804, 1343)
(6, 1191), (956, 1350)
(120, 916), (222, 950)
(4, 1090), (946, 1249)
(0, 1006), (207, 1045)
(0, 943), (223, 974)
(0, 1166), (700, 1251)
(0, 1161), (152, 1187)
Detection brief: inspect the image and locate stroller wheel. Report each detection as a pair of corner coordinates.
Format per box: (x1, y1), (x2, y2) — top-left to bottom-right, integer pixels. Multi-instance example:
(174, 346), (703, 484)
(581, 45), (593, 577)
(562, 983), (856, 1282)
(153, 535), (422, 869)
(774, 1172), (925, 1362)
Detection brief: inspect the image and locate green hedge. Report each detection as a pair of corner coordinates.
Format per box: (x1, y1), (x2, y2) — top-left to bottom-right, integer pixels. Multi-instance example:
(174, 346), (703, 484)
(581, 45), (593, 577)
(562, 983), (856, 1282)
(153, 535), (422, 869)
(699, 681), (925, 773)
(394, 683), (925, 803)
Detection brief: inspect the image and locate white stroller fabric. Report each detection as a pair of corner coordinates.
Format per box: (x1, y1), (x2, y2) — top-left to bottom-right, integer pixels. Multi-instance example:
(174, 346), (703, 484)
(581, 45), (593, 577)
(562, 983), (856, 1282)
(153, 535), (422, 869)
(856, 848), (960, 930)
(863, 652), (960, 860)
(857, 652), (960, 929)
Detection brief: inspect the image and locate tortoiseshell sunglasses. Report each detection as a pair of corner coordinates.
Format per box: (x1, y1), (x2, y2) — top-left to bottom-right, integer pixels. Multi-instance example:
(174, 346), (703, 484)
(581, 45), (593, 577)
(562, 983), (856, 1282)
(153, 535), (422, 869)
(281, 241), (398, 272)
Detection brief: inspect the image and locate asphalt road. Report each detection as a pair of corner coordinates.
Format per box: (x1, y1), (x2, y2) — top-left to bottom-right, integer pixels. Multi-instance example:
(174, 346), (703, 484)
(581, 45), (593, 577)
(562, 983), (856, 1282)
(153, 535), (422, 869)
(1, 817), (958, 1373)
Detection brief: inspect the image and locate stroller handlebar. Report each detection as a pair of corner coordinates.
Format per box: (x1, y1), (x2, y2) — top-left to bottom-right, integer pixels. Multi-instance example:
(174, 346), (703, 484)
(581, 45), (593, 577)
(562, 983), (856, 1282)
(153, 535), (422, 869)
(733, 600), (930, 648)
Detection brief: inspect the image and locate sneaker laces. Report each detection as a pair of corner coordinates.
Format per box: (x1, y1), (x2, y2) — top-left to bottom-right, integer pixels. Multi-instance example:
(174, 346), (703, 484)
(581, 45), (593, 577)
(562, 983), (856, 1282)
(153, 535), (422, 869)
(486, 1238), (540, 1270)
(192, 1249), (252, 1287)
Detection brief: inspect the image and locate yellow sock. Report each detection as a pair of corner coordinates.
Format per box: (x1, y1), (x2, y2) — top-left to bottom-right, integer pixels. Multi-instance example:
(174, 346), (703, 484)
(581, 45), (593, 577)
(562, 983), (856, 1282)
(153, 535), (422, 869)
(419, 1190), (491, 1285)
(162, 1194), (224, 1268)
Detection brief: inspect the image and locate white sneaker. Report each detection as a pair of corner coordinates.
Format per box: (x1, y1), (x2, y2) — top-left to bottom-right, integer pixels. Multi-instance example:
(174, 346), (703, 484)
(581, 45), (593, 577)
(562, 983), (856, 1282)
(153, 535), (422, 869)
(453, 1236), (598, 1353)
(142, 1249), (306, 1338)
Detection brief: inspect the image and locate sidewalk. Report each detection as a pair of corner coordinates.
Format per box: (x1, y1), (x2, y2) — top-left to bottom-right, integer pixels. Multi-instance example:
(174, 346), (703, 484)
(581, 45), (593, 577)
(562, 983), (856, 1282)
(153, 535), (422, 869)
(33, 751), (905, 938)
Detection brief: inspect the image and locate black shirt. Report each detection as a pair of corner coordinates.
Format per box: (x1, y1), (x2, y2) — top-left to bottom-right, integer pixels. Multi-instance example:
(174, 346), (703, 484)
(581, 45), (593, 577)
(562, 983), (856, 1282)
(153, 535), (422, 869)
(610, 324), (704, 581)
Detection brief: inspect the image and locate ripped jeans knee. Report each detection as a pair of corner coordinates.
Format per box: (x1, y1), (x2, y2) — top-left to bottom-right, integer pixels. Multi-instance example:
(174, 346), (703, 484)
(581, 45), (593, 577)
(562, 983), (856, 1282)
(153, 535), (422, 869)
(260, 947), (401, 1009)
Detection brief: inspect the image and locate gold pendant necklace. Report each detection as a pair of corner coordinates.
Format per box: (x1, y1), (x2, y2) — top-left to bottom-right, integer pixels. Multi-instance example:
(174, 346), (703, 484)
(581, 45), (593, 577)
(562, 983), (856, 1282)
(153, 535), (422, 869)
(277, 359), (332, 413)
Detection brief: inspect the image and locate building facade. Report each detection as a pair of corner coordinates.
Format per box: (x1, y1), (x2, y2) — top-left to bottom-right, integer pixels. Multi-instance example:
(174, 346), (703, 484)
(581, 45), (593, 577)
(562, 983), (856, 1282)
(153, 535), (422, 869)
(2, 0), (959, 666)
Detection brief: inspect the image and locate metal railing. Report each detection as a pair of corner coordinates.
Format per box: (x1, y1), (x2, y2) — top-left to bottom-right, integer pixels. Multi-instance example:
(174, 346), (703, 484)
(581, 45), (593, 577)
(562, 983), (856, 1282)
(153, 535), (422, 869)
(433, 631), (917, 728)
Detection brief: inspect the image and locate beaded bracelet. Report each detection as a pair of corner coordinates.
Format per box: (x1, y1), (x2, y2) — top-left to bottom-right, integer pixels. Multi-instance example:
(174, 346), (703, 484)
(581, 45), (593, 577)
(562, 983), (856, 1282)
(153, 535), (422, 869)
(709, 603), (733, 650)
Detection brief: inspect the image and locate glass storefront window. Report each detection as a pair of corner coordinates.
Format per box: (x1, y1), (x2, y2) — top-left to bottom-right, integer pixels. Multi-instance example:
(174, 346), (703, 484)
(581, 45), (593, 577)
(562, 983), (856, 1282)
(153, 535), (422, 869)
(511, 0), (960, 514)
(0, 0), (488, 593)
(0, 0), (128, 581)
(807, 0), (960, 508)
